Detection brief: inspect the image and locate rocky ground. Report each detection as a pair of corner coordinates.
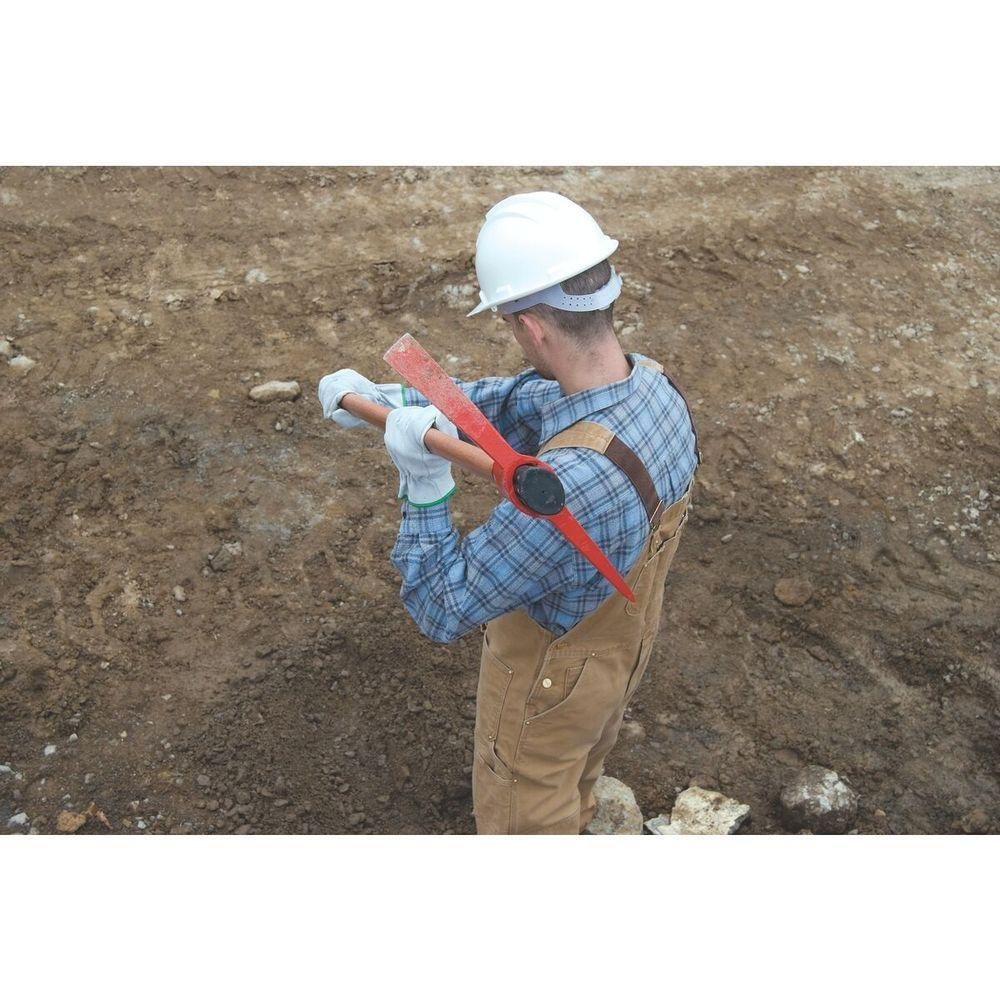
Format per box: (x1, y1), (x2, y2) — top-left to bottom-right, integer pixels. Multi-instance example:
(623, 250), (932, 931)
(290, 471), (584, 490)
(1, 166), (998, 835)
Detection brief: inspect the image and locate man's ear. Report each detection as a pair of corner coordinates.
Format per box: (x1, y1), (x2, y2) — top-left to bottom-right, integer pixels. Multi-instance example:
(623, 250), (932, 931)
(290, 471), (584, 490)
(515, 310), (548, 345)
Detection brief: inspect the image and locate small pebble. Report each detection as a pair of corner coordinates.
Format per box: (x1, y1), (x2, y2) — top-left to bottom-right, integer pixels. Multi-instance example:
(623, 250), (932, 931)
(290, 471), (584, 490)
(248, 380), (300, 403)
(774, 576), (814, 608)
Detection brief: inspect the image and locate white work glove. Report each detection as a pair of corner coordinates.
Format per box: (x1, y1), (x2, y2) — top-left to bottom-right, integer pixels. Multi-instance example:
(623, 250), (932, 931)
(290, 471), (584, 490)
(317, 368), (408, 428)
(384, 404), (458, 507)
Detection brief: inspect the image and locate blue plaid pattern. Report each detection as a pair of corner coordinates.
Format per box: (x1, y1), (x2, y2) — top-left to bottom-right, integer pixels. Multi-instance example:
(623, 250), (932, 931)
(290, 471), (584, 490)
(390, 353), (698, 643)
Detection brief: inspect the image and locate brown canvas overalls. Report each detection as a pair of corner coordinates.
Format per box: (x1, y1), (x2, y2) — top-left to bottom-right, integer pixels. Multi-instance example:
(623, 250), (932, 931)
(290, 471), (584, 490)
(472, 359), (699, 834)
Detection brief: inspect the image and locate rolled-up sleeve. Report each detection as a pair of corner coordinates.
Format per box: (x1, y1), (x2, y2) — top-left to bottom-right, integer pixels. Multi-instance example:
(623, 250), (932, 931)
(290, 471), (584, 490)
(403, 371), (546, 455)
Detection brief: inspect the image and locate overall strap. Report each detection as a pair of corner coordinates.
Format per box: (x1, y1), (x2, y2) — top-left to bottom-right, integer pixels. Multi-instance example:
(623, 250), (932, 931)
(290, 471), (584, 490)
(537, 357), (700, 527)
(539, 419), (669, 527)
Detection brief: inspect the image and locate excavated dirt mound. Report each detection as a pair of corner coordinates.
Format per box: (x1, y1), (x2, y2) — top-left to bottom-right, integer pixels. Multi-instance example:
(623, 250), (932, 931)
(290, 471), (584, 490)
(1, 166), (998, 835)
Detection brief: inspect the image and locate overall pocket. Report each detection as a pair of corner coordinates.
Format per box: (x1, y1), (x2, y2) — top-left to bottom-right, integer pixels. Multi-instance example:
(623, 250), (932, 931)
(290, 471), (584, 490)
(475, 636), (514, 747)
(524, 653), (592, 718)
(472, 739), (515, 834)
(517, 652), (620, 769)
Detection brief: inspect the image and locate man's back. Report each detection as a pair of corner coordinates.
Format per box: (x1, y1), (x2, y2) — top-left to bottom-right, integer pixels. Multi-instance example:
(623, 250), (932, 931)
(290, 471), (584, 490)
(393, 353), (697, 640)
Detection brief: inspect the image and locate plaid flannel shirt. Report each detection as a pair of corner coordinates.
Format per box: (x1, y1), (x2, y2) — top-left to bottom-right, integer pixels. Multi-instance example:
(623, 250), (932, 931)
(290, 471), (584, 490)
(390, 352), (697, 643)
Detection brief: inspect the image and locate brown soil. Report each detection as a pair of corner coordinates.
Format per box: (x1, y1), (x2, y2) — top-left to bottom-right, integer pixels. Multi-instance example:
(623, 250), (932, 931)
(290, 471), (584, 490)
(1, 166), (998, 835)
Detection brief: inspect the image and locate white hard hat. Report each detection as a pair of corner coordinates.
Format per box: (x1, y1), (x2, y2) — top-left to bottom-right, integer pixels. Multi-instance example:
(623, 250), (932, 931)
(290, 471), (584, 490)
(467, 191), (620, 317)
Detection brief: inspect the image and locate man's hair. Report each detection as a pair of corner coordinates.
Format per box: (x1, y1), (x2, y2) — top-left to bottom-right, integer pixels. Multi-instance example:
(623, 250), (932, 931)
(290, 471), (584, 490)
(515, 259), (615, 342)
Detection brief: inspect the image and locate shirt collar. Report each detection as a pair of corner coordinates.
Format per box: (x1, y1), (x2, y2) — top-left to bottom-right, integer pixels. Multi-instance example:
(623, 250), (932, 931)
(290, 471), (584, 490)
(537, 353), (645, 446)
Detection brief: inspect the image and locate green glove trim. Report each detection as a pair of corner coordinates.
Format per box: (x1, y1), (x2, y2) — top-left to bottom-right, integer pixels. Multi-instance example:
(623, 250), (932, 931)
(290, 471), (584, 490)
(401, 385), (409, 406)
(402, 485), (457, 508)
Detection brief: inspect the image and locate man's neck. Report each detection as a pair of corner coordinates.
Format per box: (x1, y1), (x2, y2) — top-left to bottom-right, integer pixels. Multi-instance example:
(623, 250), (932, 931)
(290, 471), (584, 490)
(552, 338), (632, 396)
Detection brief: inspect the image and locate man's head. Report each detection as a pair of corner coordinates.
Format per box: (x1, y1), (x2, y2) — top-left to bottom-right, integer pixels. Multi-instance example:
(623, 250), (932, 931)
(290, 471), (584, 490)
(468, 191), (622, 380)
(500, 258), (616, 379)
(468, 191), (620, 317)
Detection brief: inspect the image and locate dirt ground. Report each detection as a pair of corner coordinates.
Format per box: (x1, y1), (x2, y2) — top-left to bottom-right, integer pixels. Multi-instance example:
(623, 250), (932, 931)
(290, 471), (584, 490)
(1, 166), (997, 835)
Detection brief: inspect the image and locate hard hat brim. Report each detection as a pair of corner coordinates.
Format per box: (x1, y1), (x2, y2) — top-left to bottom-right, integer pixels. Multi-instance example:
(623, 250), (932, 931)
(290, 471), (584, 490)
(466, 237), (619, 318)
(466, 299), (492, 318)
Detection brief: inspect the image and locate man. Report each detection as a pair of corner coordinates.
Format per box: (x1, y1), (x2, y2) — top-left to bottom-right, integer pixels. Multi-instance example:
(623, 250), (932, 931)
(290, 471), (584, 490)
(318, 191), (699, 834)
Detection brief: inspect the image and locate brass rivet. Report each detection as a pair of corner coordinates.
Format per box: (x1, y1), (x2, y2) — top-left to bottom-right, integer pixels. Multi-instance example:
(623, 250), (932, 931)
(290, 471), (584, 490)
(542, 678), (552, 689)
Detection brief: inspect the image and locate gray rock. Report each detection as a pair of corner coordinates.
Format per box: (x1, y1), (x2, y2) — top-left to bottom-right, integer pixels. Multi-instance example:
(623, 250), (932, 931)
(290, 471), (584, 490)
(0, 338), (13, 357)
(586, 775), (643, 835)
(7, 811), (28, 827)
(8, 355), (36, 372)
(172, 585), (187, 603)
(651, 786), (751, 835)
(644, 814), (671, 835)
(248, 379), (300, 403)
(779, 765), (858, 834)
(208, 542), (242, 572)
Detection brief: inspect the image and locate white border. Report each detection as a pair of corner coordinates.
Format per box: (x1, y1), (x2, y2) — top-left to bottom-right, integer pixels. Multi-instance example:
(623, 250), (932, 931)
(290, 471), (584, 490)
(3, 1), (998, 163)
(1, 835), (995, 996)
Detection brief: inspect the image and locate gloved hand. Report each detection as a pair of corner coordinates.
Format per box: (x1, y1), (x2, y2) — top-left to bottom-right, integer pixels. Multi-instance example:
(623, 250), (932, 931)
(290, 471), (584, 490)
(384, 405), (458, 507)
(317, 369), (408, 429)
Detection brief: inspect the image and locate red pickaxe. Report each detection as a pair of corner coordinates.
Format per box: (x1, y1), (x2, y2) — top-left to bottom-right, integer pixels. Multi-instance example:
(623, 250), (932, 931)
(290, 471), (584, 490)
(338, 333), (636, 602)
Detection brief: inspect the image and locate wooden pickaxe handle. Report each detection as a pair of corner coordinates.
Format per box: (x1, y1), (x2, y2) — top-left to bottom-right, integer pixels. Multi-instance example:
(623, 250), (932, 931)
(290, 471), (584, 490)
(338, 392), (497, 480)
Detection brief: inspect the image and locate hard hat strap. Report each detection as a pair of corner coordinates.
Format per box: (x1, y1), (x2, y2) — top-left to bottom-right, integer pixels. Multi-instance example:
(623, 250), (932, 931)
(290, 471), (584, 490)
(497, 265), (623, 315)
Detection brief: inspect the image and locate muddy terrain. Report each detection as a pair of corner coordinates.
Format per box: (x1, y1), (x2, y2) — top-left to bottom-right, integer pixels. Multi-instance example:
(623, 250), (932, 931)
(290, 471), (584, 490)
(1, 166), (997, 835)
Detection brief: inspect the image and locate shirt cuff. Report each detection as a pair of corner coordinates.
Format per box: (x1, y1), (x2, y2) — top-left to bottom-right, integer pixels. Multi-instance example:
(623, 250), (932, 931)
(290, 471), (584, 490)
(400, 498), (454, 535)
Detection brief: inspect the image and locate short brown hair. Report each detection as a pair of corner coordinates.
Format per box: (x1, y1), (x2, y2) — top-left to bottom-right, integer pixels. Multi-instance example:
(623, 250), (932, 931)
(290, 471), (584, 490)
(515, 259), (615, 342)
